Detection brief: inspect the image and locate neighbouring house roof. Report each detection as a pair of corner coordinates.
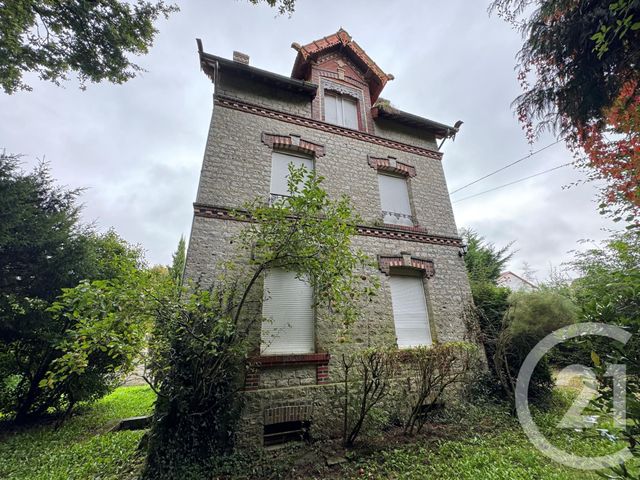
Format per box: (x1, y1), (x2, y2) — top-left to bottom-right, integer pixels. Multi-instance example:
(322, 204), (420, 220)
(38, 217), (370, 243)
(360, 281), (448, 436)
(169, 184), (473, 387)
(372, 99), (461, 139)
(198, 48), (318, 97)
(290, 28), (393, 103)
(497, 271), (538, 289)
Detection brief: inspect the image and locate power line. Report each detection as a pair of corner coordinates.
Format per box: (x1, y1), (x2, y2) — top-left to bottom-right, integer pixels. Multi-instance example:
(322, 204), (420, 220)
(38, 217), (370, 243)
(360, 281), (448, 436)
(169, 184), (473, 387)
(451, 162), (574, 204)
(449, 139), (564, 195)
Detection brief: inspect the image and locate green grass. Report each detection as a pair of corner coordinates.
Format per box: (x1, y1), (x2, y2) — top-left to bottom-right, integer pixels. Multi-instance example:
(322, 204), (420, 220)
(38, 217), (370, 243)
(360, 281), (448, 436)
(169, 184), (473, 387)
(340, 391), (635, 480)
(0, 385), (155, 480)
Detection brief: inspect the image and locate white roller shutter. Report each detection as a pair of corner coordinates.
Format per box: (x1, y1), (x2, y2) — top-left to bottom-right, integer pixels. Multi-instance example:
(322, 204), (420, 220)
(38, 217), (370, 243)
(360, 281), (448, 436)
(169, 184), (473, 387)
(261, 269), (314, 354)
(389, 275), (432, 348)
(270, 152), (314, 197)
(377, 174), (413, 226)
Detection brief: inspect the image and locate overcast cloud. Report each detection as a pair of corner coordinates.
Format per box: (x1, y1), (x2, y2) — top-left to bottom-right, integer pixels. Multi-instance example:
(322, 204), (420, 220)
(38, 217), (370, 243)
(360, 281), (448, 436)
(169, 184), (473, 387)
(0, 0), (617, 281)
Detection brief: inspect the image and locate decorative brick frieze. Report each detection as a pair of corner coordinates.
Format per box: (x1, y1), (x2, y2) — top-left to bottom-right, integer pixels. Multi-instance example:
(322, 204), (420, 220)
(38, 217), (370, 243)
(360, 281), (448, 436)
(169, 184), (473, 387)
(248, 352), (330, 367)
(378, 254), (435, 277)
(214, 95), (443, 160)
(368, 155), (417, 177)
(264, 401), (313, 425)
(261, 133), (325, 157)
(193, 203), (464, 248)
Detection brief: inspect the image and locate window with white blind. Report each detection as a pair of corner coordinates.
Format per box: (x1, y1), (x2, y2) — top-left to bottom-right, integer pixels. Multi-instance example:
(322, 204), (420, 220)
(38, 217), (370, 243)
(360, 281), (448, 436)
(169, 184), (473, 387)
(324, 93), (359, 129)
(377, 174), (414, 226)
(261, 269), (314, 355)
(270, 151), (314, 198)
(388, 275), (432, 348)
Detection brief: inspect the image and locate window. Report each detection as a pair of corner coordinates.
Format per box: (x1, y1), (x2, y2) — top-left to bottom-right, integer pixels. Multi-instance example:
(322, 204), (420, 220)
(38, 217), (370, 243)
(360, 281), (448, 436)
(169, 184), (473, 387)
(377, 174), (413, 226)
(261, 269), (314, 355)
(270, 151), (314, 199)
(388, 274), (432, 348)
(324, 93), (359, 129)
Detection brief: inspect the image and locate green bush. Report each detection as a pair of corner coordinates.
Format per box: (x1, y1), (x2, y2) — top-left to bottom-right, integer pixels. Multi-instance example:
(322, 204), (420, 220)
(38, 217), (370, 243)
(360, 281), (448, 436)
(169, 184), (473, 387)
(495, 291), (578, 404)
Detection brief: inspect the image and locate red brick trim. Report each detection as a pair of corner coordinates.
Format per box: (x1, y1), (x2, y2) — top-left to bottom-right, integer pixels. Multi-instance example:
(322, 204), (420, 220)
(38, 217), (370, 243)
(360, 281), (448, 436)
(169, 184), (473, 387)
(378, 255), (435, 277)
(193, 204), (464, 248)
(261, 133), (325, 158)
(214, 95), (443, 160)
(244, 353), (331, 389)
(248, 352), (330, 367)
(368, 155), (417, 177)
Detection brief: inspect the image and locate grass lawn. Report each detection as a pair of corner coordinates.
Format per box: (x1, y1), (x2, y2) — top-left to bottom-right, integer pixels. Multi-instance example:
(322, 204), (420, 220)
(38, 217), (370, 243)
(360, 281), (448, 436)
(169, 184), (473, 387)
(0, 385), (155, 480)
(0, 386), (635, 479)
(337, 391), (634, 480)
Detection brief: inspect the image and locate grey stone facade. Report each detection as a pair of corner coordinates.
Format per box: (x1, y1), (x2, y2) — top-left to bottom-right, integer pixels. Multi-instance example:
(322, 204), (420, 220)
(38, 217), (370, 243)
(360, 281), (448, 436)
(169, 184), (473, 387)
(185, 31), (475, 448)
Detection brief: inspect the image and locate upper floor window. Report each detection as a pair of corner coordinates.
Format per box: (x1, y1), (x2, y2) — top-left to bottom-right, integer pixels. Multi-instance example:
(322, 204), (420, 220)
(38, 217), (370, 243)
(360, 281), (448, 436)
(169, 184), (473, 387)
(377, 173), (413, 226)
(388, 274), (432, 348)
(270, 151), (314, 200)
(261, 269), (314, 355)
(324, 92), (358, 129)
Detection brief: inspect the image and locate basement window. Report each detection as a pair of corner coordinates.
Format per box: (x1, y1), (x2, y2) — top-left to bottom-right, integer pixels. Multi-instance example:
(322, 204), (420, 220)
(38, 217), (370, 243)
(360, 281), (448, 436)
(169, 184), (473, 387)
(263, 420), (311, 447)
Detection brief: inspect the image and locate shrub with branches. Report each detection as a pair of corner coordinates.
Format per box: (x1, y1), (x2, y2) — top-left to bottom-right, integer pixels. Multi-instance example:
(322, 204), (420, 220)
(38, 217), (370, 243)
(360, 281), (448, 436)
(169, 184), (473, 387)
(340, 347), (398, 447)
(401, 342), (478, 436)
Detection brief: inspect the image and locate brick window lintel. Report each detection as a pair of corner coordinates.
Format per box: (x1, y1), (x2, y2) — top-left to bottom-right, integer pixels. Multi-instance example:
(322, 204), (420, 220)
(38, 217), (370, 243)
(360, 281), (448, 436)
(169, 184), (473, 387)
(368, 155), (417, 177)
(378, 254), (435, 278)
(262, 132), (325, 157)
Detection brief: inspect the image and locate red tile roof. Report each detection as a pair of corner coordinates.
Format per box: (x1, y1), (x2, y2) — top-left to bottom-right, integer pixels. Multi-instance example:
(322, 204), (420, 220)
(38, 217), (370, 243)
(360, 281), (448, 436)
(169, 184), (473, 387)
(290, 29), (392, 102)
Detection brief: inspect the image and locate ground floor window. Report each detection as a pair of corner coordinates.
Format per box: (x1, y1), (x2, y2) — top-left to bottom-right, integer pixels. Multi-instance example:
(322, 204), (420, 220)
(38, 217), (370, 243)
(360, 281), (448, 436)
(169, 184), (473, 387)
(261, 269), (314, 354)
(388, 274), (432, 348)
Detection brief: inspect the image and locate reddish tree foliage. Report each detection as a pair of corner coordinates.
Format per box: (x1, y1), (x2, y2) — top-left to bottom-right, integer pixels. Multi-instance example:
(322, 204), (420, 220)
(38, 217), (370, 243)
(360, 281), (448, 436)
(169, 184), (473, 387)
(572, 80), (640, 223)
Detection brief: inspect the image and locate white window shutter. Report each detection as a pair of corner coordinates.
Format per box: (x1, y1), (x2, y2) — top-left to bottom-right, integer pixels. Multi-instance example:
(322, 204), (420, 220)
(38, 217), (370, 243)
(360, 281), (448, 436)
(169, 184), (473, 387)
(270, 152), (314, 196)
(324, 94), (339, 125)
(389, 275), (432, 348)
(342, 97), (358, 129)
(377, 174), (413, 226)
(262, 269), (315, 354)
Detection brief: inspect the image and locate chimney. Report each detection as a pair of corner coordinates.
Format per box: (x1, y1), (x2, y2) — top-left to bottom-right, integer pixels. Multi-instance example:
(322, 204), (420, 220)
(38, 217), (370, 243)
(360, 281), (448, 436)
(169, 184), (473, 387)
(233, 51), (250, 65)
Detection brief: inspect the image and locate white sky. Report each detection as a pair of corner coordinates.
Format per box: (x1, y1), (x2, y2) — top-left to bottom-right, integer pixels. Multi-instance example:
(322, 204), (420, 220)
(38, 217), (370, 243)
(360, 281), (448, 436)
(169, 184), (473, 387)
(0, 0), (618, 281)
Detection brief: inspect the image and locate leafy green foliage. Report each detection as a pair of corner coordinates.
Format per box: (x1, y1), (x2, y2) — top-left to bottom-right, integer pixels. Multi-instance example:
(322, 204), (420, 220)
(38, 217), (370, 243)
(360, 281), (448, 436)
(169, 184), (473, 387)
(460, 228), (514, 286)
(0, 154), (151, 421)
(0, 385), (155, 480)
(489, 0), (640, 137)
(568, 231), (640, 478)
(247, 0), (296, 15)
(142, 165), (377, 478)
(495, 291), (578, 403)
(168, 235), (186, 288)
(0, 0), (177, 93)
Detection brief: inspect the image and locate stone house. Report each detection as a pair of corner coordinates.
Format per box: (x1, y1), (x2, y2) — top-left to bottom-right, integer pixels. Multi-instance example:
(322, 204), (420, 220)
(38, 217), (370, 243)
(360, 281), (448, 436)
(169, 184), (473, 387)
(184, 29), (475, 447)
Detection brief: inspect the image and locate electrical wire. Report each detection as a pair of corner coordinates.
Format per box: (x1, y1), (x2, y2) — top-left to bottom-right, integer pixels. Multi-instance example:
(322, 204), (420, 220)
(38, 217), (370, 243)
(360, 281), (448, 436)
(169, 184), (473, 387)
(449, 139), (564, 195)
(451, 162), (574, 204)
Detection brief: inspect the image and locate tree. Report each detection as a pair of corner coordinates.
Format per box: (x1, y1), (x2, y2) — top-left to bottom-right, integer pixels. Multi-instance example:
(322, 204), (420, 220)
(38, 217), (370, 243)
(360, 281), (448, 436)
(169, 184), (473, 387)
(0, 0), (177, 94)
(168, 235), (186, 287)
(459, 229), (513, 379)
(142, 166), (378, 478)
(489, 0), (640, 221)
(460, 228), (514, 286)
(0, 154), (149, 422)
(248, 0), (296, 15)
(568, 231), (640, 478)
